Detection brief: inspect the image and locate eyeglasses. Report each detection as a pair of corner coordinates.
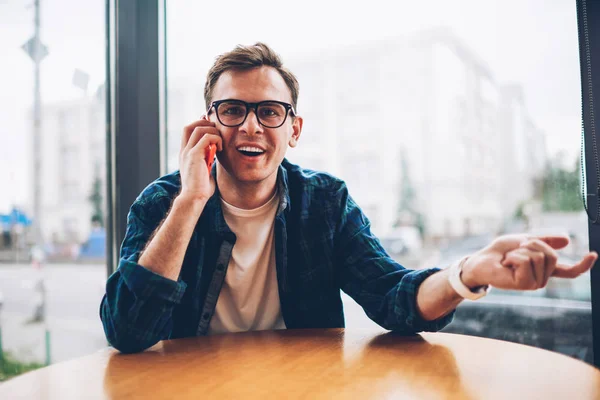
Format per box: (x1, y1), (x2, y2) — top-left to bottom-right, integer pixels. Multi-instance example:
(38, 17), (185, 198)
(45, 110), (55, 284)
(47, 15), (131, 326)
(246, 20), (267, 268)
(207, 99), (296, 128)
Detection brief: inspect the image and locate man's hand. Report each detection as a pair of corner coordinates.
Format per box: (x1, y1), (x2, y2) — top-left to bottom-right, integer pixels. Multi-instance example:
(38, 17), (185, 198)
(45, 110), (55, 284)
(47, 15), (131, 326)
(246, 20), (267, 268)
(179, 117), (223, 202)
(460, 234), (598, 290)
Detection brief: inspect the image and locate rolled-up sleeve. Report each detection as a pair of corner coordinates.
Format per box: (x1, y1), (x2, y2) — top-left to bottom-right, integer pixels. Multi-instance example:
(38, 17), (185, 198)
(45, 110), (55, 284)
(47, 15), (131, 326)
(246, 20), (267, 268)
(334, 185), (454, 334)
(100, 190), (187, 353)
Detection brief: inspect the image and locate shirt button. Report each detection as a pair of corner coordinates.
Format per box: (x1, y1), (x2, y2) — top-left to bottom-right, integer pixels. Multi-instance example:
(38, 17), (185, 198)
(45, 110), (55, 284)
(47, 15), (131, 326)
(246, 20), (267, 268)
(202, 312), (210, 320)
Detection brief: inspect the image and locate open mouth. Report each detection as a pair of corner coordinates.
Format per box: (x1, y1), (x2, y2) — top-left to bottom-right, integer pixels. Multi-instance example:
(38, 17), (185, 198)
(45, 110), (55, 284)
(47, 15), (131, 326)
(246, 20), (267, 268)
(237, 146), (265, 157)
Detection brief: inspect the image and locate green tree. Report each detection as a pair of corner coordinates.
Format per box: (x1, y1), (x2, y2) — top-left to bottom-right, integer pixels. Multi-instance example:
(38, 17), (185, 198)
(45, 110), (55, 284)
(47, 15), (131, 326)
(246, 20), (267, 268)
(398, 149), (416, 213)
(541, 154), (583, 212)
(395, 149), (426, 237)
(89, 165), (104, 227)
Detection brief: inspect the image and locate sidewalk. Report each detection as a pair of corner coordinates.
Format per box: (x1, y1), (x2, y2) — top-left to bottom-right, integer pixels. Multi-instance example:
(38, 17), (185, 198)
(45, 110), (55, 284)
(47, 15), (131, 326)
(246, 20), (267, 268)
(0, 311), (107, 365)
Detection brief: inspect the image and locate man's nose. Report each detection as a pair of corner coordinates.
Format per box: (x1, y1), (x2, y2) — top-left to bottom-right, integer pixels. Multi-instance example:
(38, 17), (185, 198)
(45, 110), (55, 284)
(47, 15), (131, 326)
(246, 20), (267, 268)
(239, 108), (263, 134)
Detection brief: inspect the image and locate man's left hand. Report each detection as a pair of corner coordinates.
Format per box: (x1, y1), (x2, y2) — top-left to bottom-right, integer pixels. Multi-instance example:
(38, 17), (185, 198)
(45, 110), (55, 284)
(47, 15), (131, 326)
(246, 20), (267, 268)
(460, 234), (598, 290)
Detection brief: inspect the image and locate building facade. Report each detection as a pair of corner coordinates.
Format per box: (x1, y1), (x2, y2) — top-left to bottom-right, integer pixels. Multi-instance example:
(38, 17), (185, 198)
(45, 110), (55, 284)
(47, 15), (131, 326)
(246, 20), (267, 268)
(33, 89), (105, 246)
(284, 29), (546, 240)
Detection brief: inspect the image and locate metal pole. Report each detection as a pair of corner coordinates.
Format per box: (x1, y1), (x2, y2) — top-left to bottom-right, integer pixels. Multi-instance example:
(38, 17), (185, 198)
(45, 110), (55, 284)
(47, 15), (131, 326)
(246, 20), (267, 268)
(32, 0), (50, 365)
(32, 0), (42, 248)
(45, 330), (50, 366)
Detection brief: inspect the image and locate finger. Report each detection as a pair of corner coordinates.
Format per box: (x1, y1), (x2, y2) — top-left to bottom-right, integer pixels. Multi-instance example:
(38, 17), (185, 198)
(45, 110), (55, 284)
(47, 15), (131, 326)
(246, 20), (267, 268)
(493, 234), (568, 254)
(503, 250), (537, 290)
(518, 247), (546, 288)
(532, 236), (570, 250)
(552, 252), (598, 278)
(185, 126), (221, 152)
(490, 253), (524, 289)
(520, 239), (558, 287)
(181, 119), (216, 149)
(190, 133), (224, 158)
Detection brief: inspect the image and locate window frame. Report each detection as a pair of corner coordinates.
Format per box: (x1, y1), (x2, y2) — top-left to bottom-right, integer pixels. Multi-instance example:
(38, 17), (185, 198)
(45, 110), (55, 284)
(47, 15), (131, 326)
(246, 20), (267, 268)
(106, 0), (167, 276)
(107, 0), (600, 367)
(577, 0), (600, 369)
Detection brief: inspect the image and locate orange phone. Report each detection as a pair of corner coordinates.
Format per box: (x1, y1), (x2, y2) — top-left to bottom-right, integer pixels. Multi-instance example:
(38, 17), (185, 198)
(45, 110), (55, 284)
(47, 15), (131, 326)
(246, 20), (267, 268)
(205, 144), (217, 175)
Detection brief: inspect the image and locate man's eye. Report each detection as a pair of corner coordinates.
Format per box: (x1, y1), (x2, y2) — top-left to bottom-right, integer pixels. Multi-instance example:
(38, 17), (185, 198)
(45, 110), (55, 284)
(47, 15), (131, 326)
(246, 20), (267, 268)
(259, 108), (278, 117)
(223, 107), (244, 115)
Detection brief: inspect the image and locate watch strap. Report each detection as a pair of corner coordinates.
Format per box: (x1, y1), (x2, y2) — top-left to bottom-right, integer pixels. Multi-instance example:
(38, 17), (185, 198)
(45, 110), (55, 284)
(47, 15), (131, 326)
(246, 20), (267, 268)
(448, 257), (489, 300)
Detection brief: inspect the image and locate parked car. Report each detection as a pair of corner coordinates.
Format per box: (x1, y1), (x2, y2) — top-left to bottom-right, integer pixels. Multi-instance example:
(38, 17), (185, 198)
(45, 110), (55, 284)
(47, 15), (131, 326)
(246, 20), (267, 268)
(437, 238), (593, 363)
(442, 297), (592, 364)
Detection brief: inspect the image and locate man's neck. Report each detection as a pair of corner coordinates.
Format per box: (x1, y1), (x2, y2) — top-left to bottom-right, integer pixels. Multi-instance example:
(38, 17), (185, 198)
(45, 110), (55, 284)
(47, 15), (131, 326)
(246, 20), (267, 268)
(216, 166), (278, 210)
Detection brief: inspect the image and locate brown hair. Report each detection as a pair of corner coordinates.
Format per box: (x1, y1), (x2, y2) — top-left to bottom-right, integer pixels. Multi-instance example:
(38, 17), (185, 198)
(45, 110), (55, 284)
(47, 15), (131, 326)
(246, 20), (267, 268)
(204, 42), (300, 111)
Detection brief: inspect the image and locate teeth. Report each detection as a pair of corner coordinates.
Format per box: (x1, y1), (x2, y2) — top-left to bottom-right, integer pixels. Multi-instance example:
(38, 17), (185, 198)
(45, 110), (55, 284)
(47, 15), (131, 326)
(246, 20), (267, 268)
(237, 146), (264, 153)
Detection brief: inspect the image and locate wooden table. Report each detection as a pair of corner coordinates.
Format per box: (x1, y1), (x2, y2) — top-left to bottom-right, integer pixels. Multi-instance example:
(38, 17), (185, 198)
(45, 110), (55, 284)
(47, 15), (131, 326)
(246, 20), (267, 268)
(1, 329), (599, 399)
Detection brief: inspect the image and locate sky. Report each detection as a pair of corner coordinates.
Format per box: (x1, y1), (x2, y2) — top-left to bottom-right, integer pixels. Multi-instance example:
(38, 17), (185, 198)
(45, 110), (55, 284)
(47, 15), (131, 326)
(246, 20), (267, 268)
(0, 0), (583, 213)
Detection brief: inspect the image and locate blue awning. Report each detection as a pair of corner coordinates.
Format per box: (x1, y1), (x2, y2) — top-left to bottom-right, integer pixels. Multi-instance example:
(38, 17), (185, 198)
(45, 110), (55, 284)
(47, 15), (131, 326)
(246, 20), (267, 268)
(0, 208), (32, 227)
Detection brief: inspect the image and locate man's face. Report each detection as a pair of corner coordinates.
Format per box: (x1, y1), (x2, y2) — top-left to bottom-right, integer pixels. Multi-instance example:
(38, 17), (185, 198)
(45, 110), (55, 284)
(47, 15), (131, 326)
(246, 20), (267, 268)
(208, 66), (303, 185)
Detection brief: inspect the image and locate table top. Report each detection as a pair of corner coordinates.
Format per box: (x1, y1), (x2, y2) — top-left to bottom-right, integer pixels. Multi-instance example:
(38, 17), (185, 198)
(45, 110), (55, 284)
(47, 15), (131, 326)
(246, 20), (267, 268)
(1, 329), (599, 399)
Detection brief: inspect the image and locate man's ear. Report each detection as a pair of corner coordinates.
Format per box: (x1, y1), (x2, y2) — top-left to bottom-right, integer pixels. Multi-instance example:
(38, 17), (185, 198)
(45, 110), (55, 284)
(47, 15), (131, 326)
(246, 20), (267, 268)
(289, 116), (303, 148)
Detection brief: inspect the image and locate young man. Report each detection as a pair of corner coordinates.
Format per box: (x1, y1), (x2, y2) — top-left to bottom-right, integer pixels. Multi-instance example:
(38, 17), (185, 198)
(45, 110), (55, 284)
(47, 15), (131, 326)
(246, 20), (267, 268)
(100, 43), (597, 353)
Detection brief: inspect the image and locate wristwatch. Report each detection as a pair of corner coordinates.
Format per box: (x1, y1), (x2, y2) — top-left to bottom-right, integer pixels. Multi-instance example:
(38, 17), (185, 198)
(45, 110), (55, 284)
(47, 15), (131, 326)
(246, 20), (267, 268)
(448, 256), (489, 301)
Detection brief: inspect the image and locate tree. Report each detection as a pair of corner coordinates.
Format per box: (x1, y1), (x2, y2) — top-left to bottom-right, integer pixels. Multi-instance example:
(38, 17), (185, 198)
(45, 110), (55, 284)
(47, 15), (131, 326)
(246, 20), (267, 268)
(541, 154), (583, 212)
(398, 149), (416, 213)
(395, 149), (426, 237)
(89, 164), (104, 227)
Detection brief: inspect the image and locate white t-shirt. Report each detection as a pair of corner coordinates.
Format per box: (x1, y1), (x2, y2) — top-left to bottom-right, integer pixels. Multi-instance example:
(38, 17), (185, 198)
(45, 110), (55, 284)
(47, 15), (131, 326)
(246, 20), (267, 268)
(208, 191), (287, 335)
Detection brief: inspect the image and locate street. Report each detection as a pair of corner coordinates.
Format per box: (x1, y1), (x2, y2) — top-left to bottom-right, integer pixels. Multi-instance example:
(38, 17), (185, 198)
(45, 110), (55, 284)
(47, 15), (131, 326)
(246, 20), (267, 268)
(0, 263), (108, 365)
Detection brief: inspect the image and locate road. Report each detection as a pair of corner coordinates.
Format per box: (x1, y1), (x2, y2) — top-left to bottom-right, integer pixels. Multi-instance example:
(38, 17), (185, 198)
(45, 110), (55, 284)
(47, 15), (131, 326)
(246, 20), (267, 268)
(0, 263), (108, 365)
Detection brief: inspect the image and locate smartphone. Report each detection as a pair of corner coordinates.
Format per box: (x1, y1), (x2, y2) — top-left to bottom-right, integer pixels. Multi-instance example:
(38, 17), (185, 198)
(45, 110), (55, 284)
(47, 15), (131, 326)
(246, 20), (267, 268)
(205, 144), (217, 175)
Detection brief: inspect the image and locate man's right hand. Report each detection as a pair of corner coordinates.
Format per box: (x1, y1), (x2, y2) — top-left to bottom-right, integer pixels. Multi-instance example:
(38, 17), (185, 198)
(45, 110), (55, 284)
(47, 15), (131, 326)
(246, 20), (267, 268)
(179, 117), (223, 202)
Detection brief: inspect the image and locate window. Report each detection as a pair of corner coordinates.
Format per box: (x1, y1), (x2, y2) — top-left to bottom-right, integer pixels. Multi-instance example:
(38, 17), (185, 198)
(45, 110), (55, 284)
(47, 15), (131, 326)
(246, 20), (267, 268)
(0, 0), (108, 380)
(166, 0), (592, 364)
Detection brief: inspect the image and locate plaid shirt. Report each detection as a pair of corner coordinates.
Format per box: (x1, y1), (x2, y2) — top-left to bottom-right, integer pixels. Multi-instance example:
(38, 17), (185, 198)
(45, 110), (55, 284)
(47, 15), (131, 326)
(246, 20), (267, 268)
(100, 159), (454, 353)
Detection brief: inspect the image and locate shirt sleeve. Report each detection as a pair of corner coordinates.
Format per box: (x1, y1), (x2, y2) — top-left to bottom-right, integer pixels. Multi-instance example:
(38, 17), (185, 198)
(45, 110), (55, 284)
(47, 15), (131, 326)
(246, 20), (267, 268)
(334, 184), (454, 334)
(100, 190), (187, 353)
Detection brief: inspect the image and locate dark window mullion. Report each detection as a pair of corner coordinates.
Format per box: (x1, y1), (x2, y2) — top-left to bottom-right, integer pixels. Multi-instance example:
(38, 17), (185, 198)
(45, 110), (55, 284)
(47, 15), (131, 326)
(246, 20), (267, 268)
(107, 0), (163, 275)
(577, 0), (600, 369)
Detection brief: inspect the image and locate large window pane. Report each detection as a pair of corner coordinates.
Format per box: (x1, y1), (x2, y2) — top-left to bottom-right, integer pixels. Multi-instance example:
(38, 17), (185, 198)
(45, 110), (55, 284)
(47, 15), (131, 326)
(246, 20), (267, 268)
(166, 1), (591, 362)
(0, 0), (107, 380)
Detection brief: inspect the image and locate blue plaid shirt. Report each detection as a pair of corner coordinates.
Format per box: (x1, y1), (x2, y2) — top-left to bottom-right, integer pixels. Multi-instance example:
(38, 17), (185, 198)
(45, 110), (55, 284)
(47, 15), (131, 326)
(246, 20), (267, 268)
(100, 159), (454, 353)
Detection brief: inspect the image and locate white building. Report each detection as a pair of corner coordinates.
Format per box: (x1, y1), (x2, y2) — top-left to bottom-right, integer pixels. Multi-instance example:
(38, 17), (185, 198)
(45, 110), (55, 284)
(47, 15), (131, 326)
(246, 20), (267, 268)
(32, 89), (105, 245)
(285, 29), (546, 240)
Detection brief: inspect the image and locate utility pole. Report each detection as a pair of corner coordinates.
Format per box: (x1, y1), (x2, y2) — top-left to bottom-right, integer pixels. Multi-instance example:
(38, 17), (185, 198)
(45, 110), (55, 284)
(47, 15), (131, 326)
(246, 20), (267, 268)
(21, 0), (50, 366)
(33, 0), (49, 367)
(32, 0), (42, 247)
(21, 0), (47, 248)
